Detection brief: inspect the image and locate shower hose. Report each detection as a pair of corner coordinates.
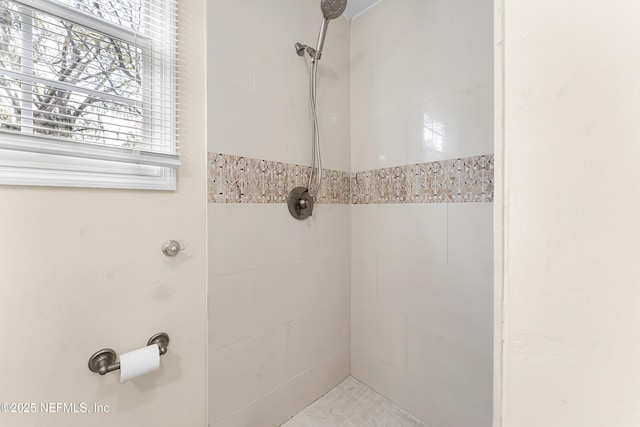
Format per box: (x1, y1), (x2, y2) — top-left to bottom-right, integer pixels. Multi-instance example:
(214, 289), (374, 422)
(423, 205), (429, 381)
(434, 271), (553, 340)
(307, 57), (323, 197)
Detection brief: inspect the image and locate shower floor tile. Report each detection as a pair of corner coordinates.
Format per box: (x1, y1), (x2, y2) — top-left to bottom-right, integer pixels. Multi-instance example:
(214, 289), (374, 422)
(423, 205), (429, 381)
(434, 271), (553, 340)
(281, 376), (428, 427)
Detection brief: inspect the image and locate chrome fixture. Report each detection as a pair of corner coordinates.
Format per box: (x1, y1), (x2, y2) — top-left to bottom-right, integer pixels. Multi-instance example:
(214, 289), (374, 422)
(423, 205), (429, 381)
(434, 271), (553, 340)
(88, 333), (170, 376)
(289, 0), (347, 219)
(162, 240), (184, 256)
(295, 0), (347, 62)
(316, 0), (348, 61)
(288, 186), (314, 220)
(295, 42), (316, 58)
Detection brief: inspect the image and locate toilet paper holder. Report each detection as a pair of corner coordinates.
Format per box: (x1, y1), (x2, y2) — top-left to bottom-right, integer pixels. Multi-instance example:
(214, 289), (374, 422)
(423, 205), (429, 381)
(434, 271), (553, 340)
(88, 332), (170, 375)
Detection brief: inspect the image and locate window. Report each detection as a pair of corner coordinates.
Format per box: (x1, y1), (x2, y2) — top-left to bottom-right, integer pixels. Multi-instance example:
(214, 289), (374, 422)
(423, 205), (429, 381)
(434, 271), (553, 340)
(0, 0), (177, 190)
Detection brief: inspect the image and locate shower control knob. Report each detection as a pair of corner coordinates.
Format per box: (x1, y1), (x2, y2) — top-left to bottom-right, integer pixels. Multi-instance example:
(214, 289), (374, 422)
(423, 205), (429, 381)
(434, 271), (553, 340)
(288, 187), (314, 220)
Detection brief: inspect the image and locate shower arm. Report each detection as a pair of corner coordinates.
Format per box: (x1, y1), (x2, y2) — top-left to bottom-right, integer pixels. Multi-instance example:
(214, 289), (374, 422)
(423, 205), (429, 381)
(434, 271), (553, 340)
(295, 43), (317, 60)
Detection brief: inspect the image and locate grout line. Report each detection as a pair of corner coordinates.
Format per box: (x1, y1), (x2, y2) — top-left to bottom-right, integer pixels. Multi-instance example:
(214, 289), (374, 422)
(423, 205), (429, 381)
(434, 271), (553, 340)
(404, 314), (408, 370)
(374, 253), (379, 305)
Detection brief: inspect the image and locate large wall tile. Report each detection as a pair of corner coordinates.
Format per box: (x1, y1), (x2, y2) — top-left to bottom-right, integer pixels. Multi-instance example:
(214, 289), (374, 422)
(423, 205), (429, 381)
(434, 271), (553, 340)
(351, 253), (377, 309)
(406, 84), (494, 165)
(351, 347), (452, 425)
(351, 347), (410, 409)
(314, 206), (350, 255)
(377, 257), (493, 345)
(288, 303), (350, 378)
(207, 82), (256, 155)
(253, 254), (346, 333)
(448, 202), (494, 272)
(213, 369), (317, 427)
(351, 0), (493, 170)
(208, 204), (289, 276)
(209, 204), (350, 276)
(286, 106), (314, 167)
(252, 0), (313, 107)
(251, 326), (290, 399)
(253, 265), (290, 333)
(208, 325), (288, 424)
(351, 204), (448, 264)
(350, 62), (376, 126)
(352, 302), (407, 369)
(208, 335), (255, 424)
(340, 252), (352, 306)
(350, 118), (374, 171)
(208, 271), (255, 350)
(316, 347), (351, 397)
(206, 2), (254, 91)
(407, 318), (493, 413)
(207, 1), (350, 171)
(352, 347), (492, 427)
(351, 109), (407, 172)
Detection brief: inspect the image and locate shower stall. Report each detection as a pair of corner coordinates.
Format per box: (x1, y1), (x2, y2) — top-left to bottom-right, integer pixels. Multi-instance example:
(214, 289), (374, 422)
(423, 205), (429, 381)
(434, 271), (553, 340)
(4, 0), (636, 425)
(207, 0), (493, 425)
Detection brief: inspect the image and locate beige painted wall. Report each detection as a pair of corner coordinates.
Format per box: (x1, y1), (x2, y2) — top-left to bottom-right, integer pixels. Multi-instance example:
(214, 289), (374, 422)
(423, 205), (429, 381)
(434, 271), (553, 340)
(499, 0), (640, 426)
(0, 1), (207, 426)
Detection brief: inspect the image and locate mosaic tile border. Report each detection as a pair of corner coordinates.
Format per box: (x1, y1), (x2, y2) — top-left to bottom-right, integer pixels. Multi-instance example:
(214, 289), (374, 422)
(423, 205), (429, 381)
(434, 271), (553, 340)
(207, 153), (493, 204)
(352, 155), (494, 204)
(207, 153), (350, 204)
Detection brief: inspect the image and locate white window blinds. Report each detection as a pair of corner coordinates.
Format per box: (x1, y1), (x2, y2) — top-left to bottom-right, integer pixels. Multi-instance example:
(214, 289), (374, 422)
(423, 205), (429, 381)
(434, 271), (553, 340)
(0, 0), (178, 169)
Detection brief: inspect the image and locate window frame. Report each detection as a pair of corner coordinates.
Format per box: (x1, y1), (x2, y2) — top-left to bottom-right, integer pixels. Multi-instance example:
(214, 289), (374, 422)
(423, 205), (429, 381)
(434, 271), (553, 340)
(0, 0), (178, 190)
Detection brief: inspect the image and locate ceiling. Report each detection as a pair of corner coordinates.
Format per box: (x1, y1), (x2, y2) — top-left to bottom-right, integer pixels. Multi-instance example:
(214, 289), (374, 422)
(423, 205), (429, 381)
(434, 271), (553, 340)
(342, 0), (381, 19)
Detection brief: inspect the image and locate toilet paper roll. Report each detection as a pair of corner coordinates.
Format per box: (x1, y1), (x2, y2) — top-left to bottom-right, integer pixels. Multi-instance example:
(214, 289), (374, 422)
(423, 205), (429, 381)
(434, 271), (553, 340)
(119, 344), (160, 383)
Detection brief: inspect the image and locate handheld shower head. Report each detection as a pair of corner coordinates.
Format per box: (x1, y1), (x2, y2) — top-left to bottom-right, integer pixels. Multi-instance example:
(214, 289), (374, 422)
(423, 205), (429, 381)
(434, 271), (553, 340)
(321, 0), (347, 19)
(315, 0), (347, 61)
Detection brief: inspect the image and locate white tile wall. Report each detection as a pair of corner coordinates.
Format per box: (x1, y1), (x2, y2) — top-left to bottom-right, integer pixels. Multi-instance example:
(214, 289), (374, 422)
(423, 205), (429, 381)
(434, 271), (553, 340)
(315, 347), (352, 397)
(351, 207), (494, 425)
(376, 257), (493, 343)
(288, 303), (350, 378)
(208, 325), (289, 423)
(208, 271), (255, 350)
(351, 0), (493, 171)
(207, 1), (493, 426)
(207, 0), (350, 172)
(208, 205), (350, 426)
(352, 302), (407, 368)
(253, 255), (343, 331)
(351, 204), (448, 264)
(351, 253), (377, 309)
(352, 348), (493, 427)
(350, 1), (494, 426)
(209, 204), (351, 277)
(407, 318), (493, 411)
(210, 347), (351, 427)
(448, 202), (494, 272)
(212, 369), (318, 427)
(406, 84), (495, 164)
(207, 1), (254, 90)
